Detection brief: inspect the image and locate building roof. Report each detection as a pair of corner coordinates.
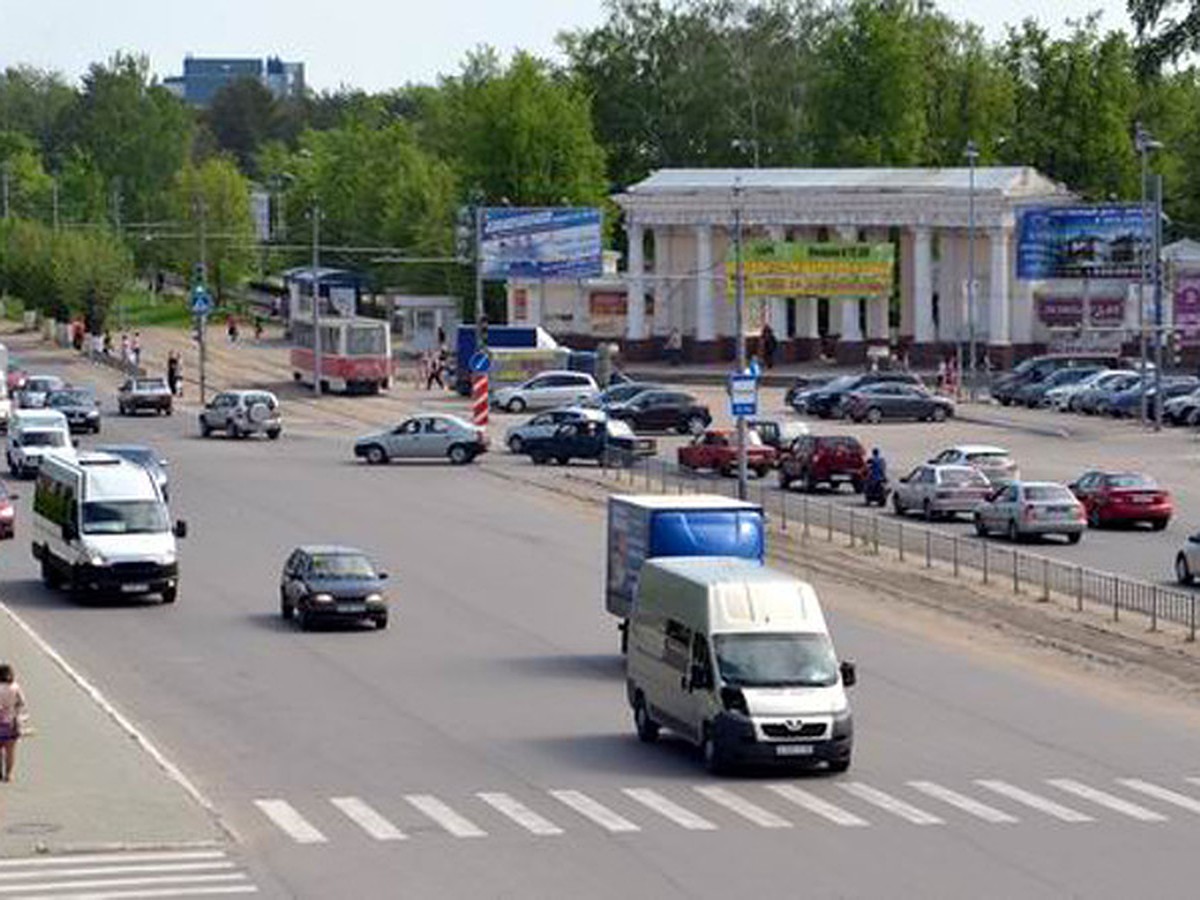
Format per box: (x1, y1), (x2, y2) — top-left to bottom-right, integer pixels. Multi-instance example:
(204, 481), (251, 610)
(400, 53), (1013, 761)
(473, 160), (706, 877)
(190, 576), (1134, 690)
(625, 167), (1066, 197)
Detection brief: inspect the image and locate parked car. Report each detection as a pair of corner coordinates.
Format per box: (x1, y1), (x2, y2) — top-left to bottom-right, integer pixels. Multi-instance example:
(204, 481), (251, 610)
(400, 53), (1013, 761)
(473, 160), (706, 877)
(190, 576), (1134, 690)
(0, 482), (17, 539)
(117, 377), (173, 416)
(7, 367), (27, 395)
(491, 371), (599, 413)
(1163, 388), (1200, 426)
(1175, 532), (1200, 584)
(1012, 366), (1103, 408)
(199, 390), (281, 439)
(784, 376), (832, 412)
(582, 382), (661, 409)
(279, 545), (389, 630)
(1068, 471), (1172, 530)
(973, 481), (1085, 543)
(746, 416), (809, 451)
(891, 464), (992, 521)
(1046, 369), (1124, 411)
(801, 372), (922, 419)
(606, 390), (711, 434)
(845, 383), (955, 423)
(677, 429), (776, 477)
(991, 353), (1121, 406)
(17, 374), (66, 409)
(523, 418), (655, 466)
(354, 413), (486, 465)
(1105, 377), (1199, 418)
(778, 435), (866, 493)
(504, 407), (606, 453)
(96, 444), (170, 501)
(1077, 372), (1141, 415)
(928, 444), (1019, 484)
(46, 387), (101, 434)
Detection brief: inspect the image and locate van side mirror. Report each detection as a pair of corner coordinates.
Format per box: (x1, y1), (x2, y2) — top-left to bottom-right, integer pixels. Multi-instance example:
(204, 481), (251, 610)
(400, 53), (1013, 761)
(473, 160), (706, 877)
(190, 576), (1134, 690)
(377, 571), (389, 580)
(689, 663), (713, 691)
(61, 521), (78, 541)
(173, 520), (188, 538)
(840, 661), (857, 688)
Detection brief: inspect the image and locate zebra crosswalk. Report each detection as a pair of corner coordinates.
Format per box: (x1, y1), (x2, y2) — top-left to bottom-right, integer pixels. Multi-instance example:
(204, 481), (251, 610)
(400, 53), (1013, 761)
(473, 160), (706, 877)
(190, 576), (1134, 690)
(250, 774), (1200, 847)
(0, 849), (258, 899)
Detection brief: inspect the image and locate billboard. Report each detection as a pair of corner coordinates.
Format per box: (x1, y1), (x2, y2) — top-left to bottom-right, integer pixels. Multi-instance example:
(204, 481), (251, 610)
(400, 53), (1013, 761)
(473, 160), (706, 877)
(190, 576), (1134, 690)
(1035, 295), (1125, 328)
(1174, 274), (1200, 348)
(480, 207), (603, 279)
(1017, 205), (1148, 279)
(726, 241), (894, 298)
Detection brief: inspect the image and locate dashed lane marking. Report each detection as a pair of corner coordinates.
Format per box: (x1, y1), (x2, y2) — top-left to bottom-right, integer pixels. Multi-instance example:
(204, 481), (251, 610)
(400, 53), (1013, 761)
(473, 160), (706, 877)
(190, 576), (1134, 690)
(975, 780), (1093, 823)
(548, 790), (640, 833)
(330, 796), (407, 841)
(839, 783), (943, 825)
(765, 784), (869, 827)
(253, 799), (329, 844)
(405, 794), (487, 838)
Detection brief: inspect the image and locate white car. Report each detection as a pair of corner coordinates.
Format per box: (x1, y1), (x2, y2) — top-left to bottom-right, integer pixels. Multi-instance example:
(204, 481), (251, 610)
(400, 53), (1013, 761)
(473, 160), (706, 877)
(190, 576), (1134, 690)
(1176, 532), (1200, 584)
(7, 409), (74, 478)
(973, 481), (1085, 543)
(928, 444), (1019, 485)
(504, 407), (605, 453)
(1048, 369), (1124, 412)
(492, 371), (600, 413)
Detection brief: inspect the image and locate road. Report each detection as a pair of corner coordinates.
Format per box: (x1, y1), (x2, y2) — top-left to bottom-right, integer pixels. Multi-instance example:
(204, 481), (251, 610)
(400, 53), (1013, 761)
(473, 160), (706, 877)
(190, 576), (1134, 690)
(4, 346), (1200, 896)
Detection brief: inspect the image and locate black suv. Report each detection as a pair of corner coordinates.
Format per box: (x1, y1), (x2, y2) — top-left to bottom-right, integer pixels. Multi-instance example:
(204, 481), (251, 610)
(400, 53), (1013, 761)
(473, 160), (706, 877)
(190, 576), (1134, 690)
(802, 373), (923, 418)
(523, 419), (656, 466)
(607, 390), (712, 434)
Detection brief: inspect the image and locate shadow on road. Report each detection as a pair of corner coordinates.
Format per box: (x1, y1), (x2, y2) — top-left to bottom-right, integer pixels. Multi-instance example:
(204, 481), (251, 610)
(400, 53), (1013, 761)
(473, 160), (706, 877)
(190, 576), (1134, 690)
(244, 611), (381, 634)
(498, 653), (625, 682)
(525, 732), (703, 778)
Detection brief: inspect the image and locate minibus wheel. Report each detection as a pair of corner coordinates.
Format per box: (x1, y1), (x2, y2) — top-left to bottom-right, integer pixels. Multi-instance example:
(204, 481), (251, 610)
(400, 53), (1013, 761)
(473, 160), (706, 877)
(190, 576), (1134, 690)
(633, 695), (659, 743)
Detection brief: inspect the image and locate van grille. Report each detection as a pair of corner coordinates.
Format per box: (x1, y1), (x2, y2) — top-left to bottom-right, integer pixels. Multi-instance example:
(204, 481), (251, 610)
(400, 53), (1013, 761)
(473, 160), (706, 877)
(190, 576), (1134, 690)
(110, 561), (169, 579)
(762, 722), (827, 739)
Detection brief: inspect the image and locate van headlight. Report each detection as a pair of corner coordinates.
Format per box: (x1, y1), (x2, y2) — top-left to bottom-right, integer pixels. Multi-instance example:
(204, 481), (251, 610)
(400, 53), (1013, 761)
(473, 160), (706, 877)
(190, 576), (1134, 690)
(312, 593), (334, 604)
(88, 552), (107, 567)
(365, 593), (385, 606)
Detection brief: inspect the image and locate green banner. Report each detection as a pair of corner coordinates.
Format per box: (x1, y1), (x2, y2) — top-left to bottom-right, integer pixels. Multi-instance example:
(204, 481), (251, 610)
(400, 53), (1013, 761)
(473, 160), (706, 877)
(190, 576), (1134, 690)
(726, 241), (895, 298)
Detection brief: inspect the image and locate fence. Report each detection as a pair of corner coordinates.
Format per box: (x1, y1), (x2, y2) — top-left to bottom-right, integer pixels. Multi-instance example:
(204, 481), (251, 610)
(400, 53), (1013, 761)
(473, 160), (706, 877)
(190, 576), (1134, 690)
(596, 455), (1197, 641)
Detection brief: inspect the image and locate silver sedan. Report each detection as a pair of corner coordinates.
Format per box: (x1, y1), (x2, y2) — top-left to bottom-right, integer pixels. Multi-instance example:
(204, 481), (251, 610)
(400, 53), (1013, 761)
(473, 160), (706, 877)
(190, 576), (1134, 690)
(973, 481), (1085, 543)
(892, 464), (991, 521)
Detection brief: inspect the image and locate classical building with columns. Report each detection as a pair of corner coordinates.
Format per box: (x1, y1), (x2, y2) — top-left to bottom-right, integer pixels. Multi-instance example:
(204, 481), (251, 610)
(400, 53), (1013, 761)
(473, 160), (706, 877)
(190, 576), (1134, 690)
(612, 167), (1076, 366)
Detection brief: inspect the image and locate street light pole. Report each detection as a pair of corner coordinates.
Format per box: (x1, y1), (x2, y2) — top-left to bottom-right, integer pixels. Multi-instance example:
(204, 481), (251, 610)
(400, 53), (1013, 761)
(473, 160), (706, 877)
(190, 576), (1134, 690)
(310, 200), (322, 396)
(1135, 122), (1163, 427)
(197, 197), (209, 405)
(733, 178), (748, 501)
(965, 139), (979, 401)
(1153, 172), (1164, 430)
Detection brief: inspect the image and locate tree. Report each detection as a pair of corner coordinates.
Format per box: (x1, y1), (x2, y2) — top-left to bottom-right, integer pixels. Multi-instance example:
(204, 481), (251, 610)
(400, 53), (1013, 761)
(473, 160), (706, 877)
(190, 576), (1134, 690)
(0, 131), (54, 220)
(1129, 0), (1200, 75)
(204, 78), (287, 175)
(0, 65), (77, 163)
(170, 157), (258, 303)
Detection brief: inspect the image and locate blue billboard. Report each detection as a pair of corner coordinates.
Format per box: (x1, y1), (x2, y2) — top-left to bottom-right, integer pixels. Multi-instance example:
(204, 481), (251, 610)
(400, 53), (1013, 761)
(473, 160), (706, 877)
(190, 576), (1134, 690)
(480, 207), (603, 279)
(1017, 204), (1148, 280)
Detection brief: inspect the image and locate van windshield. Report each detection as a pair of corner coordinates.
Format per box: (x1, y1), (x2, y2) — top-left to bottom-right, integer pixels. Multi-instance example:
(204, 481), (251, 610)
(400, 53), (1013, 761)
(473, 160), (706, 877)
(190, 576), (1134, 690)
(82, 501), (169, 535)
(713, 632), (839, 688)
(23, 431), (66, 447)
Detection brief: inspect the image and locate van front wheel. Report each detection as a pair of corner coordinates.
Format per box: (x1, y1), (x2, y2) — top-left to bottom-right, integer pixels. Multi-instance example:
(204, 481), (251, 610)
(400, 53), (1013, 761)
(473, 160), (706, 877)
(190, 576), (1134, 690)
(702, 726), (728, 775)
(40, 555), (60, 589)
(634, 696), (660, 743)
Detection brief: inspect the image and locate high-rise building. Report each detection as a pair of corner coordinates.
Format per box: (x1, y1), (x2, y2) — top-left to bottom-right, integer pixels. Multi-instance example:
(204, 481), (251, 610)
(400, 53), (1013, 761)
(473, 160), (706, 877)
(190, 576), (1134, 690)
(163, 56), (306, 107)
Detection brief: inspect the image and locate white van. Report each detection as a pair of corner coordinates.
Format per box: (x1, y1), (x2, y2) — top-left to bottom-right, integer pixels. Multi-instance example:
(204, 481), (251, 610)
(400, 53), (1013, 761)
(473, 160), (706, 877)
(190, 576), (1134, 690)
(626, 557), (856, 774)
(7, 409), (73, 478)
(32, 452), (187, 603)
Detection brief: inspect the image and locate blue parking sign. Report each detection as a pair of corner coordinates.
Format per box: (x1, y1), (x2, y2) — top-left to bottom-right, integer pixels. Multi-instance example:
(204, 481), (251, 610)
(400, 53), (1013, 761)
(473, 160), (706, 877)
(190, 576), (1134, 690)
(469, 350), (491, 373)
(729, 373), (757, 417)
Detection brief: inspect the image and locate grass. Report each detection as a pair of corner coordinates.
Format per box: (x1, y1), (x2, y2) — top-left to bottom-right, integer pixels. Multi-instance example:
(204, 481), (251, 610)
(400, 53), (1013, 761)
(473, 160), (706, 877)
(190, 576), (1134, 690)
(0, 295), (25, 322)
(111, 287), (193, 329)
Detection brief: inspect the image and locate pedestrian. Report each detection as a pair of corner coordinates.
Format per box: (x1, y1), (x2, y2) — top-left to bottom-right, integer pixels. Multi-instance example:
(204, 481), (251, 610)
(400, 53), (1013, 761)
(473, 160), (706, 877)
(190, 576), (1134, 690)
(666, 327), (683, 367)
(425, 348), (446, 390)
(253, 315), (264, 342)
(227, 314), (239, 343)
(936, 358), (948, 393)
(167, 352), (180, 397)
(761, 323), (778, 370)
(103, 330), (113, 358)
(131, 332), (142, 369)
(436, 324), (447, 350)
(0, 663), (28, 782)
(71, 320), (84, 352)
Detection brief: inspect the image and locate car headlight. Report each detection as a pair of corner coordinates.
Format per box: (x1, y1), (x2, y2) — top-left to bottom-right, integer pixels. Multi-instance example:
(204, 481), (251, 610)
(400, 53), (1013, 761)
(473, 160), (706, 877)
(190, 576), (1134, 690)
(159, 552), (176, 566)
(89, 552), (107, 567)
(312, 593), (334, 604)
(365, 593), (385, 605)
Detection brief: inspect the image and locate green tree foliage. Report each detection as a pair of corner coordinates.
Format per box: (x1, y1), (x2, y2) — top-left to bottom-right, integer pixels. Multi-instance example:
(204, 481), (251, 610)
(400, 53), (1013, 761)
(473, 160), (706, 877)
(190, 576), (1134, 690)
(0, 66), (76, 163)
(0, 131), (54, 220)
(204, 78), (298, 174)
(169, 157), (257, 303)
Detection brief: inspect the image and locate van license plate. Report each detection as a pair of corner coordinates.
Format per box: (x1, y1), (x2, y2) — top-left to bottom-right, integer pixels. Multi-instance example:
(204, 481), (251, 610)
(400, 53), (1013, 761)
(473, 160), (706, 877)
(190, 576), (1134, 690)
(338, 604), (366, 613)
(775, 744), (814, 757)
(121, 583), (149, 593)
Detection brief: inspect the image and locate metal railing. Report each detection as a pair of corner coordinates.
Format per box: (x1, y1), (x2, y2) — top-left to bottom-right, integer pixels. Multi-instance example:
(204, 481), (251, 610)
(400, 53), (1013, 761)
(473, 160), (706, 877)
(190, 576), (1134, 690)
(596, 455), (1197, 641)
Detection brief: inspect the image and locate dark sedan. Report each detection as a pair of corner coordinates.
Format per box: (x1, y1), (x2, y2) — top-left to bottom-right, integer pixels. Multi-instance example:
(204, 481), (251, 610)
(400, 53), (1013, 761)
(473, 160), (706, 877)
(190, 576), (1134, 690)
(606, 390), (711, 434)
(46, 387), (102, 434)
(279, 545), (390, 631)
(582, 382), (661, 409)
(1076, 372), (1141, 415)
(1011, 366), (1103, 408)
(845, 383), (955, 423)
(1106, 377), (1199, 418)
(801, 372), (923, 418)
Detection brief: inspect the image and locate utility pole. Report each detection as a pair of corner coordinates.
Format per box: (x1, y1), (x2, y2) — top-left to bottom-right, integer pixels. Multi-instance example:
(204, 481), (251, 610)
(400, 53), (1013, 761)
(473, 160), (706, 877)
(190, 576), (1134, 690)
(474, 203), (486, 350)
(198, 197), (209, 405)
(965, 139), (979, 401)
(310, 200), (322, 395)
(733, 178), (748, 501)
(1153, 172), (1164, 430)
(1135, 122), (1162, 427)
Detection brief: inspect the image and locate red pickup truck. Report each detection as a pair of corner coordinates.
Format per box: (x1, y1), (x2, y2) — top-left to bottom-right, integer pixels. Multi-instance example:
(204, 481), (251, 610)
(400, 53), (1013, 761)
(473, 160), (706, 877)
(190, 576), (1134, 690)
(677, 429), (777, 477)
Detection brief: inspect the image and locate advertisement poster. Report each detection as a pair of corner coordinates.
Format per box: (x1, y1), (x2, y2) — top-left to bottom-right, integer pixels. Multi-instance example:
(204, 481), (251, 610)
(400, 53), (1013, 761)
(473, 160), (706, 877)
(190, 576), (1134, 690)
(481, 207), (603, 279)
(1017, 205), (1147, 279)
(1174, 274), (1200, 348)
(726, 241), (894, 298)
(1035, 295), (1126, 327)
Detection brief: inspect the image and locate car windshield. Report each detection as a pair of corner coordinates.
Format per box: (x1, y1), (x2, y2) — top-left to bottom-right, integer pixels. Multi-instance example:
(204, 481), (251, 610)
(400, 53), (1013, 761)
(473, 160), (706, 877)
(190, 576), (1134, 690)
(82, 500), (169, 535)
(822, 375), (858, 392)
(27, 378), (61, 391)
(135, 379), (167, 391)
(607, 419), (634, 438)
(1106, 474), (1157, 489)
(941, 469), (988, 486)
(713, 632), (839, 688)
(105, 448), (157, 467)
(1025, 485), (1074, 502)
(967, 452), (1010, 466)
(309, 554), (376, 579)
(23, 430), (65, 447)
(48, 390), (92, 406)
(604, 385), (646, 403)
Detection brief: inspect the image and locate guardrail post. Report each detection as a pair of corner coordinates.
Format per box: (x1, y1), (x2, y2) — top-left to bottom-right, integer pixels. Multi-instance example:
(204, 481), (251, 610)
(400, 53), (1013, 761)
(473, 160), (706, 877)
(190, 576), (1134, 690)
(982, 541), (989, 584)
(1041, 558), (1049, 602)
(1150, 586), (1158, 632)
(645, 462), (651, 491)
(1190, 595), (1196, 642)
(925, 529), (931, 568)
(826, 503), (833, 542)
(872, 515), (879, 555)
(952, 536), (959, 577)
(1076, 566), (1084, 612)
(898, 523), (905, 562)
(780, 490), (788, 532)
(803, 496), (810, 539)
(1012, 550), (1019, 594)
(1113, 575), (1119, 622)
(848, 510), (855, 548)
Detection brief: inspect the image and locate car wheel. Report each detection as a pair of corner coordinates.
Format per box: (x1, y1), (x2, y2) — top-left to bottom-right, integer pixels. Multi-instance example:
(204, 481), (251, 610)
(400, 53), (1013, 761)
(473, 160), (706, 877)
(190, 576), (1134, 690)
(1007, 519), (1020, 543)
(297, 608), (312, 631)
(161, 586), (177, 604)
(374, 614), (388, 630)
(1151, 518), (1169, 531)
(507, 435), (524, 453)
(754, 465), (769, 479)
(974, 514), (988, 537)
(506, 397), (526, 414)
(701, 727), (727, 775)
(365, 444), (387, 465)
(226, 421), (240, 439)
(686, 415), (707, 435)
(1088, 507), (1102, 529)
(40, 555), (61, 589)
(779, 473), (792, 490)
(892, 494), (905, 516)
(1177, 554), (1194, 585)
(827, 758), (851, 774)
(199, 421), (212, 438)
(267, 429), (281, 440)
(931, 406), (947, 422)
(280, 590), (294, 620)
(531, 451), (548, 465)
(866, 407), (883, 424)
(634, 695), (660, 743)
(1066, 531), (1082, 545)
(555, 455), (571, 466)
(922, 499), (934, 521)
(448, 444), (471, 465)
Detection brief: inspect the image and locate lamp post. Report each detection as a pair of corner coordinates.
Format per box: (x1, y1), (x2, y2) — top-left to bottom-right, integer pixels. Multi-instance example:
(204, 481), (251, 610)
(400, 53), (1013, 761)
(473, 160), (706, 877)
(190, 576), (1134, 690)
(309, 199), (322, 396)
(1135, 122), (1163, 427)
(965, 139), (979, 401)
(733, 177), (748, 501)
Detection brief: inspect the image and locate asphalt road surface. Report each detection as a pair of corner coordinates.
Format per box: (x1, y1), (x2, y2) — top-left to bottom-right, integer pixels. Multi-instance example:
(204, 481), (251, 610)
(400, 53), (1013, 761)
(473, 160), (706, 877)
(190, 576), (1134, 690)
(4, 360), (1200, 897)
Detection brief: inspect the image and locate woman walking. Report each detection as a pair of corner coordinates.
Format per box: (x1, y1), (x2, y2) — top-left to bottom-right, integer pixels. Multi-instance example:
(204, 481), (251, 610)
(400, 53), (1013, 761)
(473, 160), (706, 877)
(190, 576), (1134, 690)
(0, 664), (27, 782)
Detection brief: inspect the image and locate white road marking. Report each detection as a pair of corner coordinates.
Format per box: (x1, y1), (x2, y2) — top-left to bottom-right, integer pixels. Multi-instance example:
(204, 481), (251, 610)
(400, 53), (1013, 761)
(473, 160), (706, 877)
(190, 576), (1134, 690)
(1124, 779), (1200, 814)
(0, 853), (227, 870)
(253, 799), (328, 844)
(477, 793), (563, 836)
(0, 863), (235, 882)
(621, 788), (718, 831)
(330, 796), (407, 841)
(549, 790), (640, 833)
(0, 873), (248, 894)
(1047, 779), (1168, 822)
(766, 784), (869, 827)
(405, 794), (487, 837)
(16, 888), (258, 900)
(839, 783), (943, 825)
(907, 781), (1019, 824)
(975, 780), (1093, 822)
(693, 786), (792, 828)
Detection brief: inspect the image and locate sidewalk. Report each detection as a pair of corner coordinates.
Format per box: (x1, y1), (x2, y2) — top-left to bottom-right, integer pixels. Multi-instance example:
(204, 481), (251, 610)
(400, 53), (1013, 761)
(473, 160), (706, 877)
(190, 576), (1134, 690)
(0, 603), (223, 854)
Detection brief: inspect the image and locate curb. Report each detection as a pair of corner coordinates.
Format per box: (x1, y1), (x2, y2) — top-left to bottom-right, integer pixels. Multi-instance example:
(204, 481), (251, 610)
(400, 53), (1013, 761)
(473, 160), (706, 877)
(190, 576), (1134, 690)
(954, 409), (1073, 439)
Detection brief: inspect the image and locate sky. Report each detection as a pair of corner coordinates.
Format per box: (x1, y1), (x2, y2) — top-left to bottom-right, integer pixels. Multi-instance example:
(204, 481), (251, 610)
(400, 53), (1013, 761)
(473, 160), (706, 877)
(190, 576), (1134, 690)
(1, 0), (1135, 93)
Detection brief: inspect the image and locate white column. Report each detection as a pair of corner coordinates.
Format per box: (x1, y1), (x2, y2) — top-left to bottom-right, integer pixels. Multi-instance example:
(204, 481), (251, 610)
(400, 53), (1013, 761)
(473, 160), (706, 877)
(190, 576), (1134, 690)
(767, 226), (789, 335)
(936, 231), (960, 342)
(626, 220), (646, 340)
(797, 299), (819, 338)
(913, 226), (934, 343)
(1011, 277), (1035, 347)
(988, 226), (1011, 345)
(864, 227), (888, 342)
(836, 226), (862, 341)
(898, 228), (915, 339)
(573, 280), (589, 335)
(652, 227), (671, 337)
(695, 224), (715, 342)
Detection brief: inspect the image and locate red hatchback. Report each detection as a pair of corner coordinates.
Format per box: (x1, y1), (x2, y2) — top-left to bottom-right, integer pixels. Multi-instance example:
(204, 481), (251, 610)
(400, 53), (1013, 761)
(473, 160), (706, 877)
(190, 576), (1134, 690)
(0, 483), (16, 540)
(1068, 471), (1173, 530)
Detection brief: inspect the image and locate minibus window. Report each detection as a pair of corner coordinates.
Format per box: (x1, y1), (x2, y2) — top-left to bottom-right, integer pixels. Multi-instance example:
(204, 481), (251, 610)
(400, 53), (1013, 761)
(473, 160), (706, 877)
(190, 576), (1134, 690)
(713, 633), (839, 688)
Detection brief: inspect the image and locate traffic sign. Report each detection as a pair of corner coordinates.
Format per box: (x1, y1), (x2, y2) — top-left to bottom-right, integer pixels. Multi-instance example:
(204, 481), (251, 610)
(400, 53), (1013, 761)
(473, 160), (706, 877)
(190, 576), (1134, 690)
(728, 373), (758, 417)
(190, 286), (213, 317)
(469, 350), (491, 373)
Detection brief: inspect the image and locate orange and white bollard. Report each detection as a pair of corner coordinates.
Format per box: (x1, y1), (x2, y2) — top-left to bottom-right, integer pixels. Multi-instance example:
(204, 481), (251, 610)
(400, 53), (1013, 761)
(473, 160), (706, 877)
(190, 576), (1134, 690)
(471, 373), (489, 430)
